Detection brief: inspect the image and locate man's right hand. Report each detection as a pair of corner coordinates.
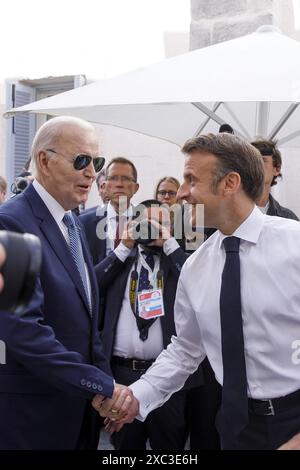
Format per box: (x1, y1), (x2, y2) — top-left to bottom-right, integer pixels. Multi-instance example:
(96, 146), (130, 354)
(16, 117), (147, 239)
(92, 383), (138, 422)
(121, 221), (136, 250)
(103, 394), (140, 434)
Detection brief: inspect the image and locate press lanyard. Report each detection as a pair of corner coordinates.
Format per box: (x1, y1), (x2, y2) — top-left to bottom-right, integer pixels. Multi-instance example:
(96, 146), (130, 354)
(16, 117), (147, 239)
(129, 253), (164, 315)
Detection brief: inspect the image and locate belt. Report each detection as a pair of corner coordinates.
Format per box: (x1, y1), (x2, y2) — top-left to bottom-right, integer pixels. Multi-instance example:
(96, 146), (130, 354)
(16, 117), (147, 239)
(248, 388), (300, 416)
(112, 356), (155, 371)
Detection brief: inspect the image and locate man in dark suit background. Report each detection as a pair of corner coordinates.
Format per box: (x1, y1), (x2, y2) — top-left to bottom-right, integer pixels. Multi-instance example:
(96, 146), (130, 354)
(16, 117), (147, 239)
(0, 116), (133, 449)
(95, 200), (203, 450)
(79, 157), (139, 265)
(251, 139), (299, 220)
(96, 168), (109, 207)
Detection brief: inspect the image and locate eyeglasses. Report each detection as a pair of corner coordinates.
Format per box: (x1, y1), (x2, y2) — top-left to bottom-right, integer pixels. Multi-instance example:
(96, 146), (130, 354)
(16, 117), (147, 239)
(46, 149), (105, 172)
(106, 175), (136, 183)
(157, 190), (177, 197)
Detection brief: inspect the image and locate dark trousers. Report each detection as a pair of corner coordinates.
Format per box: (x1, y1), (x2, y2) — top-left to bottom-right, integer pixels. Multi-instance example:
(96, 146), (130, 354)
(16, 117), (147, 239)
(217, 402), (300, 450)
(76, 402), (101, 450)
(186, 358), (221, 450)
(111, 362), (187, 450)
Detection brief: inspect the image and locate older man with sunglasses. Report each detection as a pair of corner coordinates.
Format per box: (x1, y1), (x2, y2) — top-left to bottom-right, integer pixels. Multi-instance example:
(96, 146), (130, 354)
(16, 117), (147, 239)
(0, 116), (134, 450)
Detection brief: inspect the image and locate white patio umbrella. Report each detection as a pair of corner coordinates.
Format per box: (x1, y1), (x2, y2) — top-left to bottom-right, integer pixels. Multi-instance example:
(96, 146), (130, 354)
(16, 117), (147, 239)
(5, 25), (300, 147)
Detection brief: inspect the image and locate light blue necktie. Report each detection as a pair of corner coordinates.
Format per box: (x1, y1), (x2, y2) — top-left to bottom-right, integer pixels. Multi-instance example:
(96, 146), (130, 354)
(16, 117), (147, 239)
(63, 212), (92, 313)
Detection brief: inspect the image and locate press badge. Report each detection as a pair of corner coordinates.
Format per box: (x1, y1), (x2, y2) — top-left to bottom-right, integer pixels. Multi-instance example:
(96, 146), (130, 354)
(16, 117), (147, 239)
(137, 289), (165, 319)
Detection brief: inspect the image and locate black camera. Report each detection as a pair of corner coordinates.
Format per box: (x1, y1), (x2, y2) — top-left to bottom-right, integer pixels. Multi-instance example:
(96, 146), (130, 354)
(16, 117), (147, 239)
(0, 231), (42, 312)
(11, 177), (30, 196)
(134, 220), (160, 245)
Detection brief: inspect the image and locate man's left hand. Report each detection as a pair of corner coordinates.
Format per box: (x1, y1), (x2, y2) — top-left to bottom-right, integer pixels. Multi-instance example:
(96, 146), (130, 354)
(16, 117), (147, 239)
(103, 395), (140, 434)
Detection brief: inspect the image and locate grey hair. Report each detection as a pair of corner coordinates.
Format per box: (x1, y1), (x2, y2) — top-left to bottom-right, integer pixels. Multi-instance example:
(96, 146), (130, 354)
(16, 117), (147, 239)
(31, 116), (95, 175)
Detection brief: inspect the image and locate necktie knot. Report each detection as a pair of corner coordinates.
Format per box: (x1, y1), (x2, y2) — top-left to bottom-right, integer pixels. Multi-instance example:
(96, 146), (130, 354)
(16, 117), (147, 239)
(63, 212), (75, 229)
(223, 236), (240, 253)
(142, 251), (155, 271)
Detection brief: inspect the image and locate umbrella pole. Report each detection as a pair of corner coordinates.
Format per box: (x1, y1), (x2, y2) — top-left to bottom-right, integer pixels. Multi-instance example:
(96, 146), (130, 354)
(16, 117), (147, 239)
(194, 102), (222, 136)
(268, 103), (300, 140)
(192, 102), (248, 140)
(255, 102), (270, 138)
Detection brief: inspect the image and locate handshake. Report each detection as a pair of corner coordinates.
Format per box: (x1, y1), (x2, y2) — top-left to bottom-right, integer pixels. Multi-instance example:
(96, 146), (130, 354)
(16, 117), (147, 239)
(92, 383), (139, 433)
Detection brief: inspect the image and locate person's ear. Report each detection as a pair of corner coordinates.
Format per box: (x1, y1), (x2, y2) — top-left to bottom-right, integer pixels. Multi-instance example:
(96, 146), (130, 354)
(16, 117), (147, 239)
(133, 183), (139, 195)
(273, 164), (281, 177)
(223, 172), (241, 195)
(36, 150), (51, 176)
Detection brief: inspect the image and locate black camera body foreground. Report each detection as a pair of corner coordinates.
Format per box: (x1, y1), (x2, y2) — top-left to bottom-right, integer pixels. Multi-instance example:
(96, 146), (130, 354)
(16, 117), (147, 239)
(134, 220), (161, 246)
(0, 231), (42, 312)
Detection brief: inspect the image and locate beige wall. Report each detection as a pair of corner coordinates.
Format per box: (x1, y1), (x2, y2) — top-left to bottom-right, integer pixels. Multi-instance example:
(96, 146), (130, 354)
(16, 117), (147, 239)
(190, 0), (300, 49)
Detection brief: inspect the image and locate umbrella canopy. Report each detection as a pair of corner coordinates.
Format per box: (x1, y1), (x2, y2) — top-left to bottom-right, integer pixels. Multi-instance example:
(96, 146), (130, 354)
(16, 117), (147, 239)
(5, 25), (300, 147)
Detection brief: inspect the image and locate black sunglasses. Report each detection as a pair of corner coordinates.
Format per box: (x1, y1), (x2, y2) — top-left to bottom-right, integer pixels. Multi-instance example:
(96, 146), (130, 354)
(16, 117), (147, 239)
(46, 149), (105, 172)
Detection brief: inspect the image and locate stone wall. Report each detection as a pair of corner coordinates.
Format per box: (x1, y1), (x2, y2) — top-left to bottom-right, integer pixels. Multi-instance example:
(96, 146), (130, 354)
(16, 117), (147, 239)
(190, 0), (297, 50)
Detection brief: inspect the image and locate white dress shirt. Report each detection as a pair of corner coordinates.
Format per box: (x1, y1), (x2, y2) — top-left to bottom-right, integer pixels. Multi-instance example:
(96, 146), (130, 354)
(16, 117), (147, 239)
(105, 202), (133, 255)
(131, 206), (300, 419)
(113, 238), (180, 360)
(32, 179), (92, 304)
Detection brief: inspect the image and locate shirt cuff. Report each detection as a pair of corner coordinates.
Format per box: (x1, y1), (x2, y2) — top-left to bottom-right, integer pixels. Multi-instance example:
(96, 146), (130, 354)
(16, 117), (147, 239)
(114, 243), (131, 262)
(129, 380), (160, 422)
(163, 237), (180, 256)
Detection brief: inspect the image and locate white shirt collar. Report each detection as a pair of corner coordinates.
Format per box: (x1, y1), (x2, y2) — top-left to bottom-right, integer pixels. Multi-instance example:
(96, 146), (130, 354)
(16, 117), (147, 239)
(107, 201), (133, 220)
(217, 205), (265, 248)
(33, 179), (66, 224)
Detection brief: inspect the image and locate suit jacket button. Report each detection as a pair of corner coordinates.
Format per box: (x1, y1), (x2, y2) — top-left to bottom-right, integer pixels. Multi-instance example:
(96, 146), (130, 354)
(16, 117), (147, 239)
(97, 385), (103, 392)
(92, 383), (98, 390)
(86, 381), (92, 388)
(80, 379), (86, 386)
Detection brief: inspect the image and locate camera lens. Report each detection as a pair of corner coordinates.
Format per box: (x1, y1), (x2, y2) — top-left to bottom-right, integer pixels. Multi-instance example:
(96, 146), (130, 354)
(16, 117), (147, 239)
(0, 231), (42, 312)
(135, 220), (160, 245)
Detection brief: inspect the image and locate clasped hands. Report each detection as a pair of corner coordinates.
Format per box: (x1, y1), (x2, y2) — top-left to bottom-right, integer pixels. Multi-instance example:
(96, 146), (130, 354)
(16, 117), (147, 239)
(92, 383), (139, 433)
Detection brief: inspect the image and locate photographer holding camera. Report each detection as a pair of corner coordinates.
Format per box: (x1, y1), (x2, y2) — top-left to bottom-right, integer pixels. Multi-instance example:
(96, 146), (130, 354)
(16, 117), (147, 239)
(94, 199), (203, 450)
(10, 171), (34, 197)
(0, 116), (135, 450)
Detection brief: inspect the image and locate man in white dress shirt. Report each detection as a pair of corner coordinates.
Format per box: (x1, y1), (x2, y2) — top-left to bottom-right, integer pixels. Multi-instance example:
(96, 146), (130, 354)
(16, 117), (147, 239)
(80, 157), (139, 265)
(93, 133), (300, 450)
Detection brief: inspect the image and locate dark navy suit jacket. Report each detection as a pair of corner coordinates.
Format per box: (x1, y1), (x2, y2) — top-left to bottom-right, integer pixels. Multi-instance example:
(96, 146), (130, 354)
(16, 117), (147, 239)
(96, 246), (203, 389)
(267, 194), (299, 220)
(0, 185), (114, 449)
(79, 206), (107, 265)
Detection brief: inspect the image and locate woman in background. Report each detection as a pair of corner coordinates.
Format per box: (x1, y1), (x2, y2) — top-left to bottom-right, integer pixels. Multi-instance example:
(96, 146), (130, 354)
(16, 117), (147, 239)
(154, 176), (180, 207)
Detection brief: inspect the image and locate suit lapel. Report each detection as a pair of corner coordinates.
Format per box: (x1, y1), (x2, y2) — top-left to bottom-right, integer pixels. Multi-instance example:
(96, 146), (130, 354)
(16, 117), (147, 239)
(160, 254), (170, 280)
(157, 254), (171, 335)
(96, 215), (107, 262)
(25, 185), (92, 316)
(112, 248), (137, 328)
